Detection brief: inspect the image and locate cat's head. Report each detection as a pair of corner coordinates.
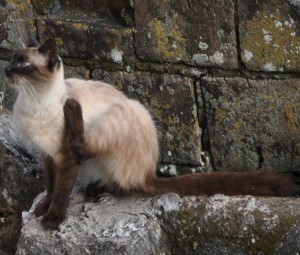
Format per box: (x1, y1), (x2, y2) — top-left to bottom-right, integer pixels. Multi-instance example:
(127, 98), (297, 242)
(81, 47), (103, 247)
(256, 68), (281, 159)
(4, 37), (62, 91)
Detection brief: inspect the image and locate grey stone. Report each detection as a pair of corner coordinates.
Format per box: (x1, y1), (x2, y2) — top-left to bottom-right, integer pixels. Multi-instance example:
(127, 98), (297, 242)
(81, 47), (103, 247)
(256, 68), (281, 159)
(201, 76), (300, 171)
(17, 194), (169, 255)
(16, 193), (300, 255)
(159, 194), (300, 255)
(0, 2), (35, 54)
(64, 64), (91, 80)
(134, 0), (237, 69)
(0, 60), (17, 110)
(31, 0), (134, 26)
(0, 114), (44, 255)
(238, 0), (300, 72)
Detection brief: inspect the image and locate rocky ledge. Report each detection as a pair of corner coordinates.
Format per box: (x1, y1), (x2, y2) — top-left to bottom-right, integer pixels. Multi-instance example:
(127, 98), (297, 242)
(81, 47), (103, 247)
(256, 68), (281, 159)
(16, 193), (300, 255)
(0, 113), (44, 255)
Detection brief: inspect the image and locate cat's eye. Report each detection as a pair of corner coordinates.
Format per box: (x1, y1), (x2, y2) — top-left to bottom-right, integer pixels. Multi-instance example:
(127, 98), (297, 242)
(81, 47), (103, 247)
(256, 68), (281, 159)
(18, 62), (30, 70)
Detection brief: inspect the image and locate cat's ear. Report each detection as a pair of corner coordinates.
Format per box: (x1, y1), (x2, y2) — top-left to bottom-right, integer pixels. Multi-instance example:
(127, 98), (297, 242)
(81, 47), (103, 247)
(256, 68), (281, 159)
(38, 39), (60, 71)
(38, 38), (57, 57)
(26, 33), (41, 48)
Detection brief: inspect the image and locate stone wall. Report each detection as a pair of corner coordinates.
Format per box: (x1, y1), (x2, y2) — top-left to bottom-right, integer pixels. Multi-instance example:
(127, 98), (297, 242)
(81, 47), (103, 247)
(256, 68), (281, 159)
(0, 0), (299, 174)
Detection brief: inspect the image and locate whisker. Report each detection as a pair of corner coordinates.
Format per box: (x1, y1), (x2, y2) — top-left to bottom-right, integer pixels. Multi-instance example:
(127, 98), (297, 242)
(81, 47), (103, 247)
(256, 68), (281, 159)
(23, 79), (39, 102)
(20, 78), (39, 107)
(16, 77), (30, 105)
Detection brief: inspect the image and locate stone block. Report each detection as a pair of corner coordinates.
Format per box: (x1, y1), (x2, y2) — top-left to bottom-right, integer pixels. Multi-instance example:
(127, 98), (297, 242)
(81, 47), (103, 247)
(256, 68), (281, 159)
(201, 77), (300, 171)
(134, 0), (237, 69)
(37, 17), (134, 67)
(93, 70), (203, 167)
(31, 0), (134, 26)
(238, 0), (300, 72)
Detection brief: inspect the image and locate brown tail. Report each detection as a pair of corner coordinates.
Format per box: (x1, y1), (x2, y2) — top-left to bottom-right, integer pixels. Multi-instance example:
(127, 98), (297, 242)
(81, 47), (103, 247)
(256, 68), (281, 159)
(145, 172), (298, 197)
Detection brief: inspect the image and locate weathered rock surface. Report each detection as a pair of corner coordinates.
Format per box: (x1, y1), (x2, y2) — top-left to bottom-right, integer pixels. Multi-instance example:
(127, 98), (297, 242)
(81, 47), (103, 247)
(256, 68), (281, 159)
(0, 0), (35, 58)
(0, 114), (44, 255)
(31, 0), (134, 26)
(0, 60), (16, 110)
(134, 0), (237, 69)
(37, 17), (134, 68)
(238, 0), (300, 72)
(16, 192), (300, 255)
(201, 77), (300, 171)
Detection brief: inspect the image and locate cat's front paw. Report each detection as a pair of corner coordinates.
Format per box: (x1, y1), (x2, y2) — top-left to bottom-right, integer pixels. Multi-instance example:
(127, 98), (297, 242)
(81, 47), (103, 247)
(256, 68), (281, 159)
(34, 199), (51, 217)
(41, 212), (65, 229)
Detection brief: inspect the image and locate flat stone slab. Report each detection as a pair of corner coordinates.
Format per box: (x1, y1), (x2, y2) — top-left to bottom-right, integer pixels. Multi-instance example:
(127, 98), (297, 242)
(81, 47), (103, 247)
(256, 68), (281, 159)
(201, 77), (300, 171)
(16, 193), (300, 255)
(134, 0), (237, 69)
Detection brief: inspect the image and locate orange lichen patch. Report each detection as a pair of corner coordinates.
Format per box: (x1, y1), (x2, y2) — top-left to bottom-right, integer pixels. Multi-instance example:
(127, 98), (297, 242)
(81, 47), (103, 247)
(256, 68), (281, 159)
(73, 23), (88, 31)
(153, 19), (188, 62)
(280, 102), (298, 133)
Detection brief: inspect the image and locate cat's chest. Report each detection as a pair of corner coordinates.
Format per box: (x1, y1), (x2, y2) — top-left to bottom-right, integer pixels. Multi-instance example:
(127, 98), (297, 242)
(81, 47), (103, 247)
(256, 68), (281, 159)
(13, 107), (64, 156)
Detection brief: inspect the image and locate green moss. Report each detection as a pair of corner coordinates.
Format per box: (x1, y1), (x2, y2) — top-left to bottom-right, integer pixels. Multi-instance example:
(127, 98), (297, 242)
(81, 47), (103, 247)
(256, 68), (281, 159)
(215, 108), (227, 121)
(253, 213), (300, 254)
(167, 202), (206, 250)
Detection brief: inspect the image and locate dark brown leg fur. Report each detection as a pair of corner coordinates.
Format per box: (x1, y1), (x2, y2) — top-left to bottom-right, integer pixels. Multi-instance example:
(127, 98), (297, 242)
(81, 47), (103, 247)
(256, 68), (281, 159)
(41, 152), (79, 229)
(34, 157), (56, 217)
(63, 98), (92, 164)
(33, 99), (93, 229)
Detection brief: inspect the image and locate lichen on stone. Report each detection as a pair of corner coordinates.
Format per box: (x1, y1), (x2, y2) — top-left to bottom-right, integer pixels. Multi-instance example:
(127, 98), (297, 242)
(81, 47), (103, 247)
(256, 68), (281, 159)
(242, 6), (300, 72)
(153, 19), (188, 62)
(72, 22), (88, 31)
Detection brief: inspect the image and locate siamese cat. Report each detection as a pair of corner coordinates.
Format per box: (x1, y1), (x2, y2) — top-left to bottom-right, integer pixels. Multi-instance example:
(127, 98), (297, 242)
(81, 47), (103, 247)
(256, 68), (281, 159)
(4, 38), (298, 229)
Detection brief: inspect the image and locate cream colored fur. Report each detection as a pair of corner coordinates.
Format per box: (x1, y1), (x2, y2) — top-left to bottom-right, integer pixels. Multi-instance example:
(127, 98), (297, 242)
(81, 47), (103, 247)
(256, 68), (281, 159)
(12, 63), (159, 191)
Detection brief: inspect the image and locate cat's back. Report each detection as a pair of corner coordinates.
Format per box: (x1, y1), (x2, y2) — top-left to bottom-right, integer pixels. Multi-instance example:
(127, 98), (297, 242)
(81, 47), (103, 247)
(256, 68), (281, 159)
(65, 78), (126, 102)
